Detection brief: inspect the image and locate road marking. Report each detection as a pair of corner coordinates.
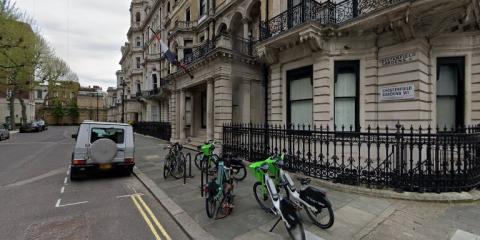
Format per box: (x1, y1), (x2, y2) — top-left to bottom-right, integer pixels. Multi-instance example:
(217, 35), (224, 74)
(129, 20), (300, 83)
(55, 199), (88, 208)
(131, 195), (162, 240)
(66, 169), (70, 176)
(117, 193), (144, 198)
(60, 186), (65, 194)
(136, 195), (172, 240)
(2, 168), (65, 188)
(64, 177), (68, 184)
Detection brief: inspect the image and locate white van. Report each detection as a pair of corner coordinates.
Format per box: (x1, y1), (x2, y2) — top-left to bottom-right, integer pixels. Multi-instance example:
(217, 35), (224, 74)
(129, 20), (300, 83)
(70, 121), (135, 180)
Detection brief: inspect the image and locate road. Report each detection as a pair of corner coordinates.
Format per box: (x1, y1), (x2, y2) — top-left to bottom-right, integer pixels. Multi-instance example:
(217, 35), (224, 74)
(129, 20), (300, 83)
(0, 126), (189, 240)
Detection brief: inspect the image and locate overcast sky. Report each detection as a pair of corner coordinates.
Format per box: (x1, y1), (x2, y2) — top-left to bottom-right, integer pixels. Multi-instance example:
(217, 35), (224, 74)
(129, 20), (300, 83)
(15, 0), (131, 90)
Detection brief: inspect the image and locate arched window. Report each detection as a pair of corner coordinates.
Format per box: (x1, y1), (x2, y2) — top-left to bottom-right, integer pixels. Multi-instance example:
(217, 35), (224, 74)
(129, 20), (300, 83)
(135, 12), (141, 23)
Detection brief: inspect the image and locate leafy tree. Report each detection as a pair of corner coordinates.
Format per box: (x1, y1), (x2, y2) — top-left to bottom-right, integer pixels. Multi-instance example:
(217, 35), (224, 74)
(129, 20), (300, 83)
(66, 102), (79, 124)
(52, 101), (64, 124)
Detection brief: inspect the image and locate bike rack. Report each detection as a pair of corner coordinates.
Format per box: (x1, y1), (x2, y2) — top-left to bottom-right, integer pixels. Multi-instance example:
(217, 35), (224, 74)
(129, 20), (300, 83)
(183, 152), (194, 184)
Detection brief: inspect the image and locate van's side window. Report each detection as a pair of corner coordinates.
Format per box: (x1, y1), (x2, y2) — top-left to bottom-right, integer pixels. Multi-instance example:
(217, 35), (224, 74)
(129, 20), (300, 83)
(91, 128), (124, 144)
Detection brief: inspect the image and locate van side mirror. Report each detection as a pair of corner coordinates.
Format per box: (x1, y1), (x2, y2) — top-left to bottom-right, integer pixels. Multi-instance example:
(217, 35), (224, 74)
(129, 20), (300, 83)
(71, 134), (77, 139)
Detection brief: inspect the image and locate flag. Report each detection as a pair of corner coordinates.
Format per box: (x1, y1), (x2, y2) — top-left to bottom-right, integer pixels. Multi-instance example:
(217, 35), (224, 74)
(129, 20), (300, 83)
(149, 26), (193, 79)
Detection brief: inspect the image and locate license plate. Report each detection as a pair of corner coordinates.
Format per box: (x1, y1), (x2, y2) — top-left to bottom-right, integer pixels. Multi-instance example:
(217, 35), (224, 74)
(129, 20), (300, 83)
(99, 164), (112, 170)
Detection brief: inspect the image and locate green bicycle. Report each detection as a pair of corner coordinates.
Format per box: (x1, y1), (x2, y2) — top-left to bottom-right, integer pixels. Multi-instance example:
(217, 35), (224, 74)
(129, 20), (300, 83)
(195, 140), (247, 181)
(250, 154), (335, 230)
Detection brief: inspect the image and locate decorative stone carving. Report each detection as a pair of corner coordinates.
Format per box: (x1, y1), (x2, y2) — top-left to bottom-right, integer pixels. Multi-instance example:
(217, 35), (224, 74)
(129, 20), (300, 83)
(299, 28), (324, 52)
(256, 45), (278, 64)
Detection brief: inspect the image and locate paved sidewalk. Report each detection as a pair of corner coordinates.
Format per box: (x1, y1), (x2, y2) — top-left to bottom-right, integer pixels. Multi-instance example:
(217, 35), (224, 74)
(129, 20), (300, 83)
(134, 134), (480, 240)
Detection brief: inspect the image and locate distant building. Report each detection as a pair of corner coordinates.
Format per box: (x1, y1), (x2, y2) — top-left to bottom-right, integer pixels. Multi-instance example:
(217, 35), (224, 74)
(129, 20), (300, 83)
(77, 86), (107, 122)
(38, 81), (80, 125)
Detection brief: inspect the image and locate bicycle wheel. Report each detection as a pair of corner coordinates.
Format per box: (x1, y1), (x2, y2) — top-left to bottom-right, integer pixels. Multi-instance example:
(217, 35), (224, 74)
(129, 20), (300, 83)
(201, 157), (216, 175)
(171, 153), (186, 179)
(205, 192), (217, 219)
(163, 155), (172, 179)
(216, 192), (233, 219)
(194, 152), (203, 170)
(253, 182), (275, 212)
(304, 200), (334, 229)
(285, 220), (306, 240)
(232, 164), (247, 181)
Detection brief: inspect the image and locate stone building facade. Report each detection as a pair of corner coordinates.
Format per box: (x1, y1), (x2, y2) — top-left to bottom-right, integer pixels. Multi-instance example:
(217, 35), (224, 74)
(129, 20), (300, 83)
(259, 0), (480, 130)
(118, 0), (480, 143)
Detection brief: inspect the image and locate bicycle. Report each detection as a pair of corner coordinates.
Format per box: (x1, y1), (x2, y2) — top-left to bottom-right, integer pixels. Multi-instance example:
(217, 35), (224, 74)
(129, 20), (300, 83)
(195, 140), (247, 181)
(204, 157), (236, 219)
(250, 154), (335, 229)
(163, 142), (185, 179)
(251, 161), (306, 240)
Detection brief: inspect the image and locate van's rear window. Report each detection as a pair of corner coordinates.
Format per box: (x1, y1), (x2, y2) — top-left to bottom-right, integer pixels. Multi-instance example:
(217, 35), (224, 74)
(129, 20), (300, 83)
(91, 128), (124, 144)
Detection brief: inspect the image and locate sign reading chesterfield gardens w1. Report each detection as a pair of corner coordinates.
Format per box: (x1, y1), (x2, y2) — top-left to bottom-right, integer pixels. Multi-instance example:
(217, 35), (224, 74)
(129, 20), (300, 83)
(380, 84), (415, 101)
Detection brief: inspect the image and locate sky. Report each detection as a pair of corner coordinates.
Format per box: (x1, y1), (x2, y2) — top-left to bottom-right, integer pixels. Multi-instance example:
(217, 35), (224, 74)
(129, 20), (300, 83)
(15, 0), (131, 91)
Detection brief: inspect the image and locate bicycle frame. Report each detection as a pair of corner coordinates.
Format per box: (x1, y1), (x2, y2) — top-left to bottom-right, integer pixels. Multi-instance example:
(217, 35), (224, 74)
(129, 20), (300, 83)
(279, 170), (328, 213)
(249, 154), (283, 200)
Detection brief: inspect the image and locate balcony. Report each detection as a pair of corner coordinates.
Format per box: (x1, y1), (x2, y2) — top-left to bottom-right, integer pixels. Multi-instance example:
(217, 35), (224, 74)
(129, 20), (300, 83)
(260, 0), (410, 41)
(181, 40), (216, 65)
(140, 80), (170, 100)
(175, 21), (197, 31)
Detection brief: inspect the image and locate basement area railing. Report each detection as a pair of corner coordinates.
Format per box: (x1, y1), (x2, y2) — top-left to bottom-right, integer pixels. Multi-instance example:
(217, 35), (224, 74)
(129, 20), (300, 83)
(223, 123), (480, 193)
(133, 122), (171, 141)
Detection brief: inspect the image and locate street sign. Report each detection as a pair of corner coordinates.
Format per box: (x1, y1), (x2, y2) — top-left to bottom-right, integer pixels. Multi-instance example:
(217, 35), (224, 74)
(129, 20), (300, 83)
(380, 84), (415, 101)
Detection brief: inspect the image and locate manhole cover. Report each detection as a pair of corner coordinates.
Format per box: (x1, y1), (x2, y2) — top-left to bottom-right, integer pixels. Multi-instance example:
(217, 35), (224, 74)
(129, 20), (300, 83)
(24, 215), (88, 240)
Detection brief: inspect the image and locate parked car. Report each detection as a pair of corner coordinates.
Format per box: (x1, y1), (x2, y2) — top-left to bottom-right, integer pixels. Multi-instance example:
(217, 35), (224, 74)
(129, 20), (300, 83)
(19, 122), (41, 133)
(34, 120), (47, 131)
(70, 121), (135, 180)
(0, 125), (9, 140)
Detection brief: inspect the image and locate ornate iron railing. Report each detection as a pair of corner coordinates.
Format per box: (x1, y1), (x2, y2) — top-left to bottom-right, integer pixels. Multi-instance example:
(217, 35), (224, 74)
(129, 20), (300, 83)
(260, 0), (409, 41)
(182, 40), (216, 65)
(232, 36), (256, 56)
(133, 122), (171, 141)
(223, 123), (480, 193)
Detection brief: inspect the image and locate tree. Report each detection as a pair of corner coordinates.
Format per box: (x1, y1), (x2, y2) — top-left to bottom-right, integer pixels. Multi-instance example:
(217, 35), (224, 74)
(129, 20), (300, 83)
(0, 15), (37, 128)
(66, 102), (79, 124)
(52, 101), (64, 125)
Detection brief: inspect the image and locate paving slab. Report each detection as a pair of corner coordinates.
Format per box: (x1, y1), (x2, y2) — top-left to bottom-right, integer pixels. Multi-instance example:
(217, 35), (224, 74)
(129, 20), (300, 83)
(133, 133), (480, 240)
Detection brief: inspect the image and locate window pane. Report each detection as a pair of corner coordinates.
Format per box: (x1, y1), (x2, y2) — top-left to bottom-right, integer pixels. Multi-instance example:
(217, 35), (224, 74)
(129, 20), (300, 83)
(186, 97), (192, 126)
(437, 97), (456, 128)
(91, 128), (124, 144)
(335, 98), (355, 130)
(290, 77), (312, 101)
(437, 65), (458, 96)
(290, 100), (312, 126)
(335, 73), (356, 97)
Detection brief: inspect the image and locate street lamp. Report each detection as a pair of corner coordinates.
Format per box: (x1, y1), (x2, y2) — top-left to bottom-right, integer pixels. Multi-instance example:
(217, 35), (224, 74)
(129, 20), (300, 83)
(121, 79), (127, 123)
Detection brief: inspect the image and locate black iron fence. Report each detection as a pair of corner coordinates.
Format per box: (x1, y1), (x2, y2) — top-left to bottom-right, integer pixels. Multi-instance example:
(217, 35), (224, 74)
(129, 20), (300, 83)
(260, 0), (409, 40)
(133, 122), (171, 141)
(223, 123), (480, 193)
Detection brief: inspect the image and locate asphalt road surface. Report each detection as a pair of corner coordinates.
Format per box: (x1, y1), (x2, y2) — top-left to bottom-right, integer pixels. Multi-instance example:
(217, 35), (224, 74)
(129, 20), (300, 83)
(0, 126), (189, 240)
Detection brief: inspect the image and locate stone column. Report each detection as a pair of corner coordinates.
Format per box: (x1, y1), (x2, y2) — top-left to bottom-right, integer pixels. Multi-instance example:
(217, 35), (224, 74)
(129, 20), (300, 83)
(243, 19), (250, 40)
(241, 79), (251, 123)
(179, 89), (186, 142)
(206, 79), (214, 140)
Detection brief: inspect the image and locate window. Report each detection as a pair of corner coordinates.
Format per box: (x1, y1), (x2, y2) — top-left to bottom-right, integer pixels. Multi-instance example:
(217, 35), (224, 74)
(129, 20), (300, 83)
(137, 83), (141, 94)
(186, 97), (192, 126)
(91, 128), (124, 144)
(287, 66), (313, 126)
(135, 12), (141, 23)
(136, 57), (141, 69)
(152, 73), (158, 90)
(185, 7), (191, 22)
(167, 2), (170, 13)
(36, 90), (43, 99)
(334, 61), (359, 131)
(136, 37), (141, 47)
(152, 106), (160, 121)
(436, 57), (465, 128)
(200, 0), (206, 16)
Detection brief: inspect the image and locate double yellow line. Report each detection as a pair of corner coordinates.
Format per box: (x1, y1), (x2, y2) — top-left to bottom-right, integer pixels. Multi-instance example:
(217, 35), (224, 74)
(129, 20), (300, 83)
(131, 194), (172, 240)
